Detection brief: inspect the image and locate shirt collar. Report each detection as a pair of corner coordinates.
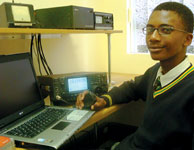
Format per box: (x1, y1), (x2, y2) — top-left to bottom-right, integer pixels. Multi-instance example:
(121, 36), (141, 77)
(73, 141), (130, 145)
(156, 57), (191, 87)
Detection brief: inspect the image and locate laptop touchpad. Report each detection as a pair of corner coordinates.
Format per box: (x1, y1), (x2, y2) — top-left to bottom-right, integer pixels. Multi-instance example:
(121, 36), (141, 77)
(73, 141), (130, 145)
(52, 121), (70, 130)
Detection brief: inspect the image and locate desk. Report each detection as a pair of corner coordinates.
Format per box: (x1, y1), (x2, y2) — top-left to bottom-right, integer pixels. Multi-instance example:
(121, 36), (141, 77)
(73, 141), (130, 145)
(15, 104), (126, 150)
(15, 73), (138, 150)
(77, 104), (126, 132)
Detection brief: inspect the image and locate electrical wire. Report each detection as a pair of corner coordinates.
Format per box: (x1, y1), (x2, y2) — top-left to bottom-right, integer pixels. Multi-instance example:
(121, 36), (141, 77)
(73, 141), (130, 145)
(37, 34), (53, 75)
(30, 34), (53, 76)
(30, 34), (35, 63)
(35, 35), (42, 75)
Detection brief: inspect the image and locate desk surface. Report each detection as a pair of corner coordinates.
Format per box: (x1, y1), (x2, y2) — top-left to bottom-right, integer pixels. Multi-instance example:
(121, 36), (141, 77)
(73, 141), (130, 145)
(15, 73), (138, 150)
(16, 104), (126, 150)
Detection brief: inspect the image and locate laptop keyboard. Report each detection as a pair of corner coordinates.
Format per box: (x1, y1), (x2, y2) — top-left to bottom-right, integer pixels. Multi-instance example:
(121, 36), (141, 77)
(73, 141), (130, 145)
(6, 108), (72, 138)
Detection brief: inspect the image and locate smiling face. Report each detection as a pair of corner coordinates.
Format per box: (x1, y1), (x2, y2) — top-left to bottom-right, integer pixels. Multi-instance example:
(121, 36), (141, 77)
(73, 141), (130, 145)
(146, 10), (192, 68)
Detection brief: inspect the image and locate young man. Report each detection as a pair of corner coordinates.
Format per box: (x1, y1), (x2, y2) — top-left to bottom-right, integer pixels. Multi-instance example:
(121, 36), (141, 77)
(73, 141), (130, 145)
(76, 2), (194, 150)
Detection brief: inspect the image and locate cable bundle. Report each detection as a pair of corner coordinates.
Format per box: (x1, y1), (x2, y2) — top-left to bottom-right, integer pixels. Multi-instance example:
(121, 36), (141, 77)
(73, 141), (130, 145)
(30, 34), (53, 75)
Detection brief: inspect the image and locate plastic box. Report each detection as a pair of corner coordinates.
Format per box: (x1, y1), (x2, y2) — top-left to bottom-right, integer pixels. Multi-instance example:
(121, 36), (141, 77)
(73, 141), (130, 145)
(0, 136), (15, 150)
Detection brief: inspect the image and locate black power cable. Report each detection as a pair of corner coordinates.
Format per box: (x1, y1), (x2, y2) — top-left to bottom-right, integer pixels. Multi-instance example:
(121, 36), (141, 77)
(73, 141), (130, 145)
(37, 34), (53, 75)
(30, 34), (35, 63)
(35, 34), (43, 75)
(30, 34), (53, 76)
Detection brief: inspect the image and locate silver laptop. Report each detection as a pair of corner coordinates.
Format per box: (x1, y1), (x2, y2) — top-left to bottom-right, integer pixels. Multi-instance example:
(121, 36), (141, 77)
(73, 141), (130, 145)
(0, 53), (95, 149)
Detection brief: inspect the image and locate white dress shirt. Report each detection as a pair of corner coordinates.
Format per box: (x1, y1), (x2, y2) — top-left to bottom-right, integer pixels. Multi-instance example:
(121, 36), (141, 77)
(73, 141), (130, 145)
(155, 57), (191, 88)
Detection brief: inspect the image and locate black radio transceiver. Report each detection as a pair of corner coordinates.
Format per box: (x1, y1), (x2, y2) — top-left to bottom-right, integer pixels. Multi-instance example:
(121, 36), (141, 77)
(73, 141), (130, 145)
(37, 72), (108, 106)
(94, 12), (113, 30)
(35, 5), (94, 29)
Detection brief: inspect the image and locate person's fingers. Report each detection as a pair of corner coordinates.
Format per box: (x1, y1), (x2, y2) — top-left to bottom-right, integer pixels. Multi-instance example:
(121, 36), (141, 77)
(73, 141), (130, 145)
(91, 97), (106, 111)
(76, 93), (83, 109)
(91, 105), (94, 110)
(76, 90), (89, 109)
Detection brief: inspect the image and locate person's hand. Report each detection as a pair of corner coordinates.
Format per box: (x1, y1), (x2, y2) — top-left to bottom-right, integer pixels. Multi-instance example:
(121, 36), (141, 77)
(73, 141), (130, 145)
(76, 90), (107, 111)
(76, 90), (89, 109)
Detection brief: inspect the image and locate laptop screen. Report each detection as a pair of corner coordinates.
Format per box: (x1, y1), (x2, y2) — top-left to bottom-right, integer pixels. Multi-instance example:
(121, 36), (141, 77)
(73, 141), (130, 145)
(0, 53), (44, 129)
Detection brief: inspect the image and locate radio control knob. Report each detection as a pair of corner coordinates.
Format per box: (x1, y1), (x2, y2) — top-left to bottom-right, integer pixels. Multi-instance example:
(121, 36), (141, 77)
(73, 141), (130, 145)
(56, 95), (62, 100)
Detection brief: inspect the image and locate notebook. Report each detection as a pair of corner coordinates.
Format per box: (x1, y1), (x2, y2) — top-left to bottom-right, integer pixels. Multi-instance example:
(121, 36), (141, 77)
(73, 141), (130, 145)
(0, 53), (95, 149)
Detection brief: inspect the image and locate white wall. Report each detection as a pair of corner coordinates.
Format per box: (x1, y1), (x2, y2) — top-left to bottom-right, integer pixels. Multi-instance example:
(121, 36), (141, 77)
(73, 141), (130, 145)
(1, 0), (194, 76)
(0, 0), (112, 75)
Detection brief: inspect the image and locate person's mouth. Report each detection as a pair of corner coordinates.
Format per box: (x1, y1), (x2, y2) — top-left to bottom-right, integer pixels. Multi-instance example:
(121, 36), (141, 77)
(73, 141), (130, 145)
(148, 46), (165, 52)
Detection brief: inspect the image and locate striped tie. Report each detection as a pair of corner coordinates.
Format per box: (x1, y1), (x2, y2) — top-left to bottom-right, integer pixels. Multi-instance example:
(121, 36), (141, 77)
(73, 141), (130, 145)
(153, 76), (162, 91)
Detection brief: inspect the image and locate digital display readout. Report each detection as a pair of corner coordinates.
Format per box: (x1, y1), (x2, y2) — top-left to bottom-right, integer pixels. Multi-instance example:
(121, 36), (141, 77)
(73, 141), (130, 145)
(68, 77), (88, 92)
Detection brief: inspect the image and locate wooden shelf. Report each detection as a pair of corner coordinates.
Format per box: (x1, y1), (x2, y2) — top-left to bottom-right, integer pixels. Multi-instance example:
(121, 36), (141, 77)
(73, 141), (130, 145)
(0, 28), (122, 34)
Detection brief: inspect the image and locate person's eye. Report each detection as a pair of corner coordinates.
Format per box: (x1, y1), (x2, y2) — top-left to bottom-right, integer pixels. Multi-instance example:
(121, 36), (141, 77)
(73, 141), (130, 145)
(160, 27), (173, 34)
(147, 27), (155, 33)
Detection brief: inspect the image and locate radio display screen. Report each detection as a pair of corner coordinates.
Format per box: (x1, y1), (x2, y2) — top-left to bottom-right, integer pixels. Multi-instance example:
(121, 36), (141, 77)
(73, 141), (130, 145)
(68, 77), (88, 92)
(96, 16), (103, 24)
(11, 5), (31, 22)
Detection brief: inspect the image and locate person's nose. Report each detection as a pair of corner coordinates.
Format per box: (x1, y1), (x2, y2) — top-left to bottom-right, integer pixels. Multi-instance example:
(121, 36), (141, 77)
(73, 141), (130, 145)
(149, 29), (161, 42)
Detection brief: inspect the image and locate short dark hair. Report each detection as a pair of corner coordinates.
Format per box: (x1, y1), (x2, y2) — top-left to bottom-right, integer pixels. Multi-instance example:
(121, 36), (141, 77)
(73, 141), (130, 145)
(153, 2), (194, 33)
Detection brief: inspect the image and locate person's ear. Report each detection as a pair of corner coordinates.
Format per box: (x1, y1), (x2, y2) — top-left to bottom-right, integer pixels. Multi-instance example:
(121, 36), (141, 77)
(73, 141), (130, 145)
(184, 33), (193, 46)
